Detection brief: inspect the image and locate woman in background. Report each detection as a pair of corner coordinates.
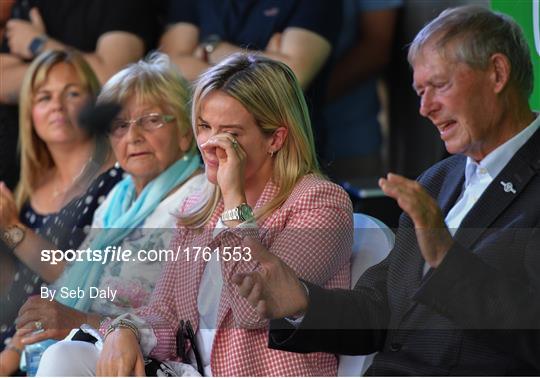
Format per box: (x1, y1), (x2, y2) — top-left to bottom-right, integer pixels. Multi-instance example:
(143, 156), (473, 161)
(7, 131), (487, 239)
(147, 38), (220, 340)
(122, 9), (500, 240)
(0, 49), (120, 359)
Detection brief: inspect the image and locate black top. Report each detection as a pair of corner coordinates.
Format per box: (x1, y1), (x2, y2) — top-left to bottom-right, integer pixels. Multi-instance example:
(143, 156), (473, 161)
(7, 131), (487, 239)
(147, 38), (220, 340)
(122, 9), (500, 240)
(166, 0), (342, 153)
(0, 166), (123, 352)
(1, 0), (159, 54)
(167, 0), (340, 53)
(19, 167), (124, 247)
(0, 0), (159, 189)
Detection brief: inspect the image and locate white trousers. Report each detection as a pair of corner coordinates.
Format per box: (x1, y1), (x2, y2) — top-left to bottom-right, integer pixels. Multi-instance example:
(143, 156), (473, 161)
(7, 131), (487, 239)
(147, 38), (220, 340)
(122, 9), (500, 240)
(36, 339), (99, 376)
(35, 326), (201, 377)
(36, 337), (201, 377)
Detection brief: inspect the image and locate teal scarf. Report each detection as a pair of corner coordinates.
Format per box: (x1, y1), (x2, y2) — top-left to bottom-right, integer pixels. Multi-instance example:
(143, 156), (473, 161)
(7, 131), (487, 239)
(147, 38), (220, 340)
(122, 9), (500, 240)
(55, 153), (201, 311)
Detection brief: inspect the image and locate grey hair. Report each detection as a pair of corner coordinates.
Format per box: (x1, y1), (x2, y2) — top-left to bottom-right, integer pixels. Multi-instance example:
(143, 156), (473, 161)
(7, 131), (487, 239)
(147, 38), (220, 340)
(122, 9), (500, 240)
(408, 5), (533, 99)
(98, 52), (196, 154)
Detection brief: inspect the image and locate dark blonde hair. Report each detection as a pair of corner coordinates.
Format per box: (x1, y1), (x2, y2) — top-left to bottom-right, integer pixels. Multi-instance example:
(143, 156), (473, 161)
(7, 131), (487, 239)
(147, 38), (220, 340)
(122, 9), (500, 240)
(181, 53), (321, 227)
(16, 49), (101, 208)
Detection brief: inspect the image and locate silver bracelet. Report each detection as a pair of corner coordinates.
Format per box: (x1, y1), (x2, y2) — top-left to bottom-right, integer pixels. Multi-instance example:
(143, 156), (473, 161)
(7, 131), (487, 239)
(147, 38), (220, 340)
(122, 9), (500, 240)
(104, 319), (140, 343)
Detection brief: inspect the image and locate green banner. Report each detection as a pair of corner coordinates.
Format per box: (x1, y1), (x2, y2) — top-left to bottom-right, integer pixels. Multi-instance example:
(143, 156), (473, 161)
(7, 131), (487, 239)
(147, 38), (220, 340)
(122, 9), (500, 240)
(491, 0), (540, 110)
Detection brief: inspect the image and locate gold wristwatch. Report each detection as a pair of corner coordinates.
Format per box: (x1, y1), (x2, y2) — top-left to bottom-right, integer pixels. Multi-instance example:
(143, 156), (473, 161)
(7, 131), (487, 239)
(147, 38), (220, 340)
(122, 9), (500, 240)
(1, 224), (26, 250)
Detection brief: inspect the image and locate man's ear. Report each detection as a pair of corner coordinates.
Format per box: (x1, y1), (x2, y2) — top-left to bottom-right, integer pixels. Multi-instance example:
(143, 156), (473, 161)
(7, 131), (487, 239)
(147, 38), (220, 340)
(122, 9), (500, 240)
(268, 126), (288, 154)
(490, 53), (511, 94)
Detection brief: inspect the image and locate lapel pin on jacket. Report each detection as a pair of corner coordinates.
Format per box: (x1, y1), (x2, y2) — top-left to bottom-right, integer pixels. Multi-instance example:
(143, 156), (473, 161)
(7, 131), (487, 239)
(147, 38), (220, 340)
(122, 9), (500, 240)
(500, 181), (517, 194)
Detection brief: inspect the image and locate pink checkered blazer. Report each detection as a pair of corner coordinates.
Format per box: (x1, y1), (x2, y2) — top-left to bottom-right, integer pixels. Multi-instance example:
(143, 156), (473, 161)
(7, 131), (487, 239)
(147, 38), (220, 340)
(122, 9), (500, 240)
(136, 174), (353, 376)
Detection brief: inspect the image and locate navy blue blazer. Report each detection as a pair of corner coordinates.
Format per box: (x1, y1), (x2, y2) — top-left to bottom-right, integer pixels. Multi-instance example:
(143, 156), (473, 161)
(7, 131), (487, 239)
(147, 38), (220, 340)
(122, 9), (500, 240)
(269, 127), (540, 375)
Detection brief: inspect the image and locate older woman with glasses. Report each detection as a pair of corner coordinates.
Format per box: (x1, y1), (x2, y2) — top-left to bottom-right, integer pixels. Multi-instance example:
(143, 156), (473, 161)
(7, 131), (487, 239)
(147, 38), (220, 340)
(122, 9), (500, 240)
(96, 53), (353, 377)
(12, 53), (204, 376)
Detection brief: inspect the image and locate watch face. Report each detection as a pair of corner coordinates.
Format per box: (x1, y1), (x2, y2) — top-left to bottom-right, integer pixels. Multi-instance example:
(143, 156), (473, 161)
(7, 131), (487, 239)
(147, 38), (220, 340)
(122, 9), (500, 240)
(2, 226), (24, 248)
(10, 227), (24, 243)
(29, 36), (45, 56)
(239, 204), (254, 221)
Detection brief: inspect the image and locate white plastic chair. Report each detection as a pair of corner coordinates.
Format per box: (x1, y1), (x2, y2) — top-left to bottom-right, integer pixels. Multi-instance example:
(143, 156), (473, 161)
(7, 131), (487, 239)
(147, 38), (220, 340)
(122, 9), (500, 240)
(338, 213), (395, 377)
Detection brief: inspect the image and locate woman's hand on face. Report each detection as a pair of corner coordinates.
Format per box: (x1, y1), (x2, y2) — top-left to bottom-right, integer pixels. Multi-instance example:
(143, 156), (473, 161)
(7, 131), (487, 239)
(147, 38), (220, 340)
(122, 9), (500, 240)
(15, 296), (86, 344)
(201, 133), (247, 205)
(96, 328), (145, 376)
(0, 182), (19, 228)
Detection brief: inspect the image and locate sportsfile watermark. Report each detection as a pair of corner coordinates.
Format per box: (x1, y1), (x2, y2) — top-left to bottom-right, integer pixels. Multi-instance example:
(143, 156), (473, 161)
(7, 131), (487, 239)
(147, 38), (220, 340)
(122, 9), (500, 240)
(4, 225), (537, 331)
(41, 245), (252, 265)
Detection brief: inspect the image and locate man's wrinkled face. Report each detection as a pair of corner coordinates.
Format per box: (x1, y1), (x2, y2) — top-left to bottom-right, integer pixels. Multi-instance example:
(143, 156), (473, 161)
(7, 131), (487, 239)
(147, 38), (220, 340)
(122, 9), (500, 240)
(412, 47), (501, 161)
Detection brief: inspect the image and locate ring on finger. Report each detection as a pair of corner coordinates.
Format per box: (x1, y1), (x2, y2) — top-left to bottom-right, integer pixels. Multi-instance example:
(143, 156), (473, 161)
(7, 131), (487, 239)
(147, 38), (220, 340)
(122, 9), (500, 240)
(34, 321), (44, 330)
(230, 138), (239, 150)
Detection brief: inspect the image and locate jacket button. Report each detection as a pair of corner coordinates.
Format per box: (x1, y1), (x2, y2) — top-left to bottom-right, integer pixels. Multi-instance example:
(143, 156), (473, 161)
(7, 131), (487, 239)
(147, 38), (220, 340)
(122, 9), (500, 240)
(390, 343), (402, 352)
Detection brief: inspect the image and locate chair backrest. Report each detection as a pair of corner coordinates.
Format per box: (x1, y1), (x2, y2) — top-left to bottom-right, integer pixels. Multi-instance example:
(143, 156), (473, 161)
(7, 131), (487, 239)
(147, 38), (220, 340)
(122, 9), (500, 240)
(338, 213), (395, 377)
(351, 213), (395, 285)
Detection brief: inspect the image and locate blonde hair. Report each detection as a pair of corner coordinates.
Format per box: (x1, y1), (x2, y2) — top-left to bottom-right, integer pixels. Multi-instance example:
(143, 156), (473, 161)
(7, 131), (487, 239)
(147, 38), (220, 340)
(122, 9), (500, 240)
(15, 49), (101, 208)
(97, 52), (196, 155)
(181, 53), (321, 228)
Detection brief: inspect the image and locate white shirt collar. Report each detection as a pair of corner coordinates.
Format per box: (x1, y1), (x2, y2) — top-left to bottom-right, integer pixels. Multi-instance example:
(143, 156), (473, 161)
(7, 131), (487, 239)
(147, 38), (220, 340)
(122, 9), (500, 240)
(464, 114), (540, 187)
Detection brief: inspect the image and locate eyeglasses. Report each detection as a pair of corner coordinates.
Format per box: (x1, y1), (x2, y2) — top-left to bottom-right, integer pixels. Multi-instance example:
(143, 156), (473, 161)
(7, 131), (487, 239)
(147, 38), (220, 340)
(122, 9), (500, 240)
(109, 113), (175, 137)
